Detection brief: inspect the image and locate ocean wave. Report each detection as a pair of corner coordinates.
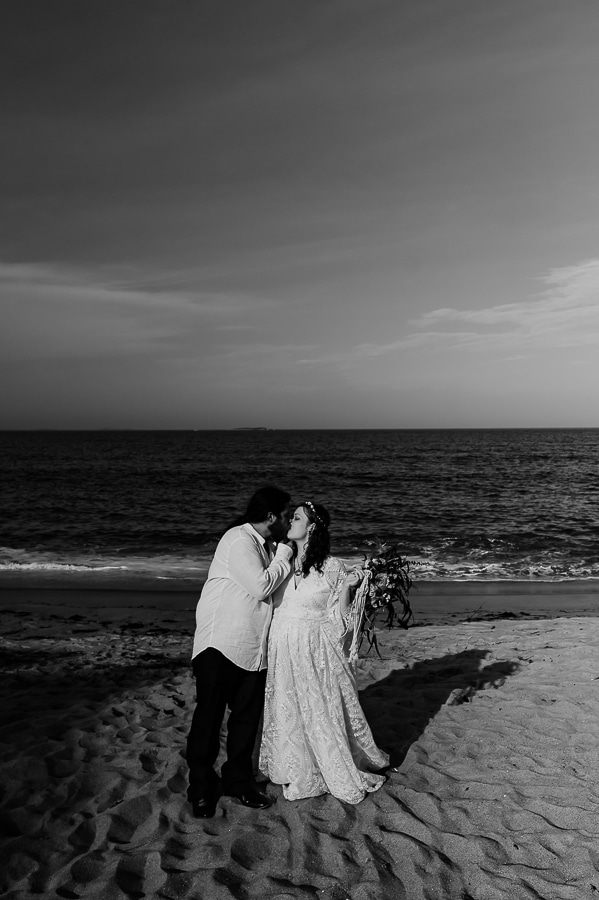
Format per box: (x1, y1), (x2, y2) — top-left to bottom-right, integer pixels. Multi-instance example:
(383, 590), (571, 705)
(2, 546), (599, 584)
(406, 560), (599, 582)
(0, 562), (128, 572)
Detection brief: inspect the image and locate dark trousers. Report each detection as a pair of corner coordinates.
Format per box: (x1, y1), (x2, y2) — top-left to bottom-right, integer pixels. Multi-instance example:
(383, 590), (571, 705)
(186, 647), (267, 800)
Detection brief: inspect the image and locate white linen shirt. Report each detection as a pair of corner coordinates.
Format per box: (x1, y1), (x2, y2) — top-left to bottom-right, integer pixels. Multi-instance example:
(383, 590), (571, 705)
(191, 523), (293, 671)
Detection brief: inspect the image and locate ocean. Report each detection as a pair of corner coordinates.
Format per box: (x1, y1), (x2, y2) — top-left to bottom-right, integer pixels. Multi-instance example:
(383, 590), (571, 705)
(2, 429), (599, 588)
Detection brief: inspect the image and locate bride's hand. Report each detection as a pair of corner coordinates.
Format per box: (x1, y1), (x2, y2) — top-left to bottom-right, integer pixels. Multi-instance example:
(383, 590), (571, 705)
(343, 567), (364, 590)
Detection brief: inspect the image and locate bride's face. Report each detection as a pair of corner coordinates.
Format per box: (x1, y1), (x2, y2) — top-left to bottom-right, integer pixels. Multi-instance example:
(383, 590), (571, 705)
(287, 506), (311, 542)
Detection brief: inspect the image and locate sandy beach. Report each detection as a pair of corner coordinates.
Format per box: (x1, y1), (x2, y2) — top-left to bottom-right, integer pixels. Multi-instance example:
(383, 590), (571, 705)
(2, 583), (599, 899)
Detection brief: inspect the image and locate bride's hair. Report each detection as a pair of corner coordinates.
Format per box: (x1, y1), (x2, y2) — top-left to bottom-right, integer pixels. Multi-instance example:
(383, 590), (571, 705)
(299, 501), (330, 576)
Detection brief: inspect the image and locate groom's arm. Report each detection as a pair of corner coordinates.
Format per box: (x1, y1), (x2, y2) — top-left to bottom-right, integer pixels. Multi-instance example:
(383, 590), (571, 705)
(227, 535), (293, 602)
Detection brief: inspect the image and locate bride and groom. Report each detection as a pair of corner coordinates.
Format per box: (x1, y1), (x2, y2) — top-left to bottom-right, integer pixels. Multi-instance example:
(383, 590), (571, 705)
(186, 485), (389, 818)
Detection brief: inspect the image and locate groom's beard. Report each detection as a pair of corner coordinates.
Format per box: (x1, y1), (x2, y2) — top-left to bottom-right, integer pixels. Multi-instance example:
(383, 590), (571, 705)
(269, 522), (288, 544)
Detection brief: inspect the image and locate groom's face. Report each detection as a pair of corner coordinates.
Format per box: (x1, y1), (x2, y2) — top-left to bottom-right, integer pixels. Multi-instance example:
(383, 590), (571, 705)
(268, 505), (291, 542)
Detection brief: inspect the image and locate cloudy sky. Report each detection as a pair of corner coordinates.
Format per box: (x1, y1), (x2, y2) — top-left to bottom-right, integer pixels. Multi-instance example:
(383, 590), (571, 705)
(2, 0), (599, 429)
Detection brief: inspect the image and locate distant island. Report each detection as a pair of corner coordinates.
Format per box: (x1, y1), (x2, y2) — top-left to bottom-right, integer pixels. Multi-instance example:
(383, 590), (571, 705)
(232, 427), (272, 431)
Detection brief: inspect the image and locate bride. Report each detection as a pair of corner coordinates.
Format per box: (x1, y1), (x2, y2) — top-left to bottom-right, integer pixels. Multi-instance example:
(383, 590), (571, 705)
(259, 501), (389, 803)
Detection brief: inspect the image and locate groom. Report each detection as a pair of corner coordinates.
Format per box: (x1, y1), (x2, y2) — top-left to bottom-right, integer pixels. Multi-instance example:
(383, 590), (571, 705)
(186, 485), (293, 818)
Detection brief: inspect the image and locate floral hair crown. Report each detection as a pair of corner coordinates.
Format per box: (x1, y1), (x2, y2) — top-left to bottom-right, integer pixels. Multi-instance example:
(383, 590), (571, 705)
(303, 500), (327, 529)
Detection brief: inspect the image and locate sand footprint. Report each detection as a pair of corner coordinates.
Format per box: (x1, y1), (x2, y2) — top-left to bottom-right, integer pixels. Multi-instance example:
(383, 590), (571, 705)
(106, 795), (157, 845)
(115, 850), (166, 898)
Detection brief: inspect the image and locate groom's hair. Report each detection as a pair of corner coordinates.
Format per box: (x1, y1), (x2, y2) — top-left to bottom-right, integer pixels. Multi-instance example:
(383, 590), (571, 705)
(227, 485), (290, 530)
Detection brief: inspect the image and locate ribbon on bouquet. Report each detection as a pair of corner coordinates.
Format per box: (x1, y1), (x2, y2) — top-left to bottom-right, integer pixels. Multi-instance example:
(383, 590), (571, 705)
(348, 568), (372, 663)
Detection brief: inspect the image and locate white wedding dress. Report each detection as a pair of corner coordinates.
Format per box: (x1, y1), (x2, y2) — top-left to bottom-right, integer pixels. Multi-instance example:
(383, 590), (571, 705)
(259, 557), (389, 803)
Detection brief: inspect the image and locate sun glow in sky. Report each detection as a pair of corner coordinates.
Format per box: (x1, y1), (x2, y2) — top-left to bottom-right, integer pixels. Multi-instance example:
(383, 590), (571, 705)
(2, 0), (599, 429)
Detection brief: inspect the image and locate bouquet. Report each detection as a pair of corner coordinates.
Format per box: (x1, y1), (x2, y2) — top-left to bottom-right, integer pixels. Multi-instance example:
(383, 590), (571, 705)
(348, 539), (413, 662)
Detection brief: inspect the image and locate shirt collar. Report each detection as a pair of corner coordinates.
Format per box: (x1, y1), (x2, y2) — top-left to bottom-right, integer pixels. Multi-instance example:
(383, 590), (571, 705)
(243, 522), (269, 547)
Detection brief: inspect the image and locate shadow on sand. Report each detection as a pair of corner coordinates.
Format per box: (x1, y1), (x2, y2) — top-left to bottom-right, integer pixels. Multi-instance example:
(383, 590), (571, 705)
(360, 649), (520, 767)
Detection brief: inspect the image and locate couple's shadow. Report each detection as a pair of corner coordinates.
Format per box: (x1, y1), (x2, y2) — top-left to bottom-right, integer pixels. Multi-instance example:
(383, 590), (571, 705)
(359, 649), (519, 768)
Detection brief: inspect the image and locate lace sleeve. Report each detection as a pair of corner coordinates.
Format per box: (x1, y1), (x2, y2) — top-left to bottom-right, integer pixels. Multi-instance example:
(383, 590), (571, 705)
(324, 556), (347, 606)
(324, 558), (354, 654)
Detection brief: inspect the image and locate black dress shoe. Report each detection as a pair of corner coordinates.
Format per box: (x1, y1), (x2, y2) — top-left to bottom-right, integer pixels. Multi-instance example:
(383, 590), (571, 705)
(225, 787), (272, 809)
(191, 797), (217, 818)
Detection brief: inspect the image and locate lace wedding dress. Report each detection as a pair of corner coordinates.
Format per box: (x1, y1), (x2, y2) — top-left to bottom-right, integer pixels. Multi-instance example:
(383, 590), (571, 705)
(259, 556), (389, 803)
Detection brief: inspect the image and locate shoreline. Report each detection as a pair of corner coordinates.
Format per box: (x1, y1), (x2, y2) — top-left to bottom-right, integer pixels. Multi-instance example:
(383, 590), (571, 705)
(410, 578), (599, 624)
(1, 579), (597, 629)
